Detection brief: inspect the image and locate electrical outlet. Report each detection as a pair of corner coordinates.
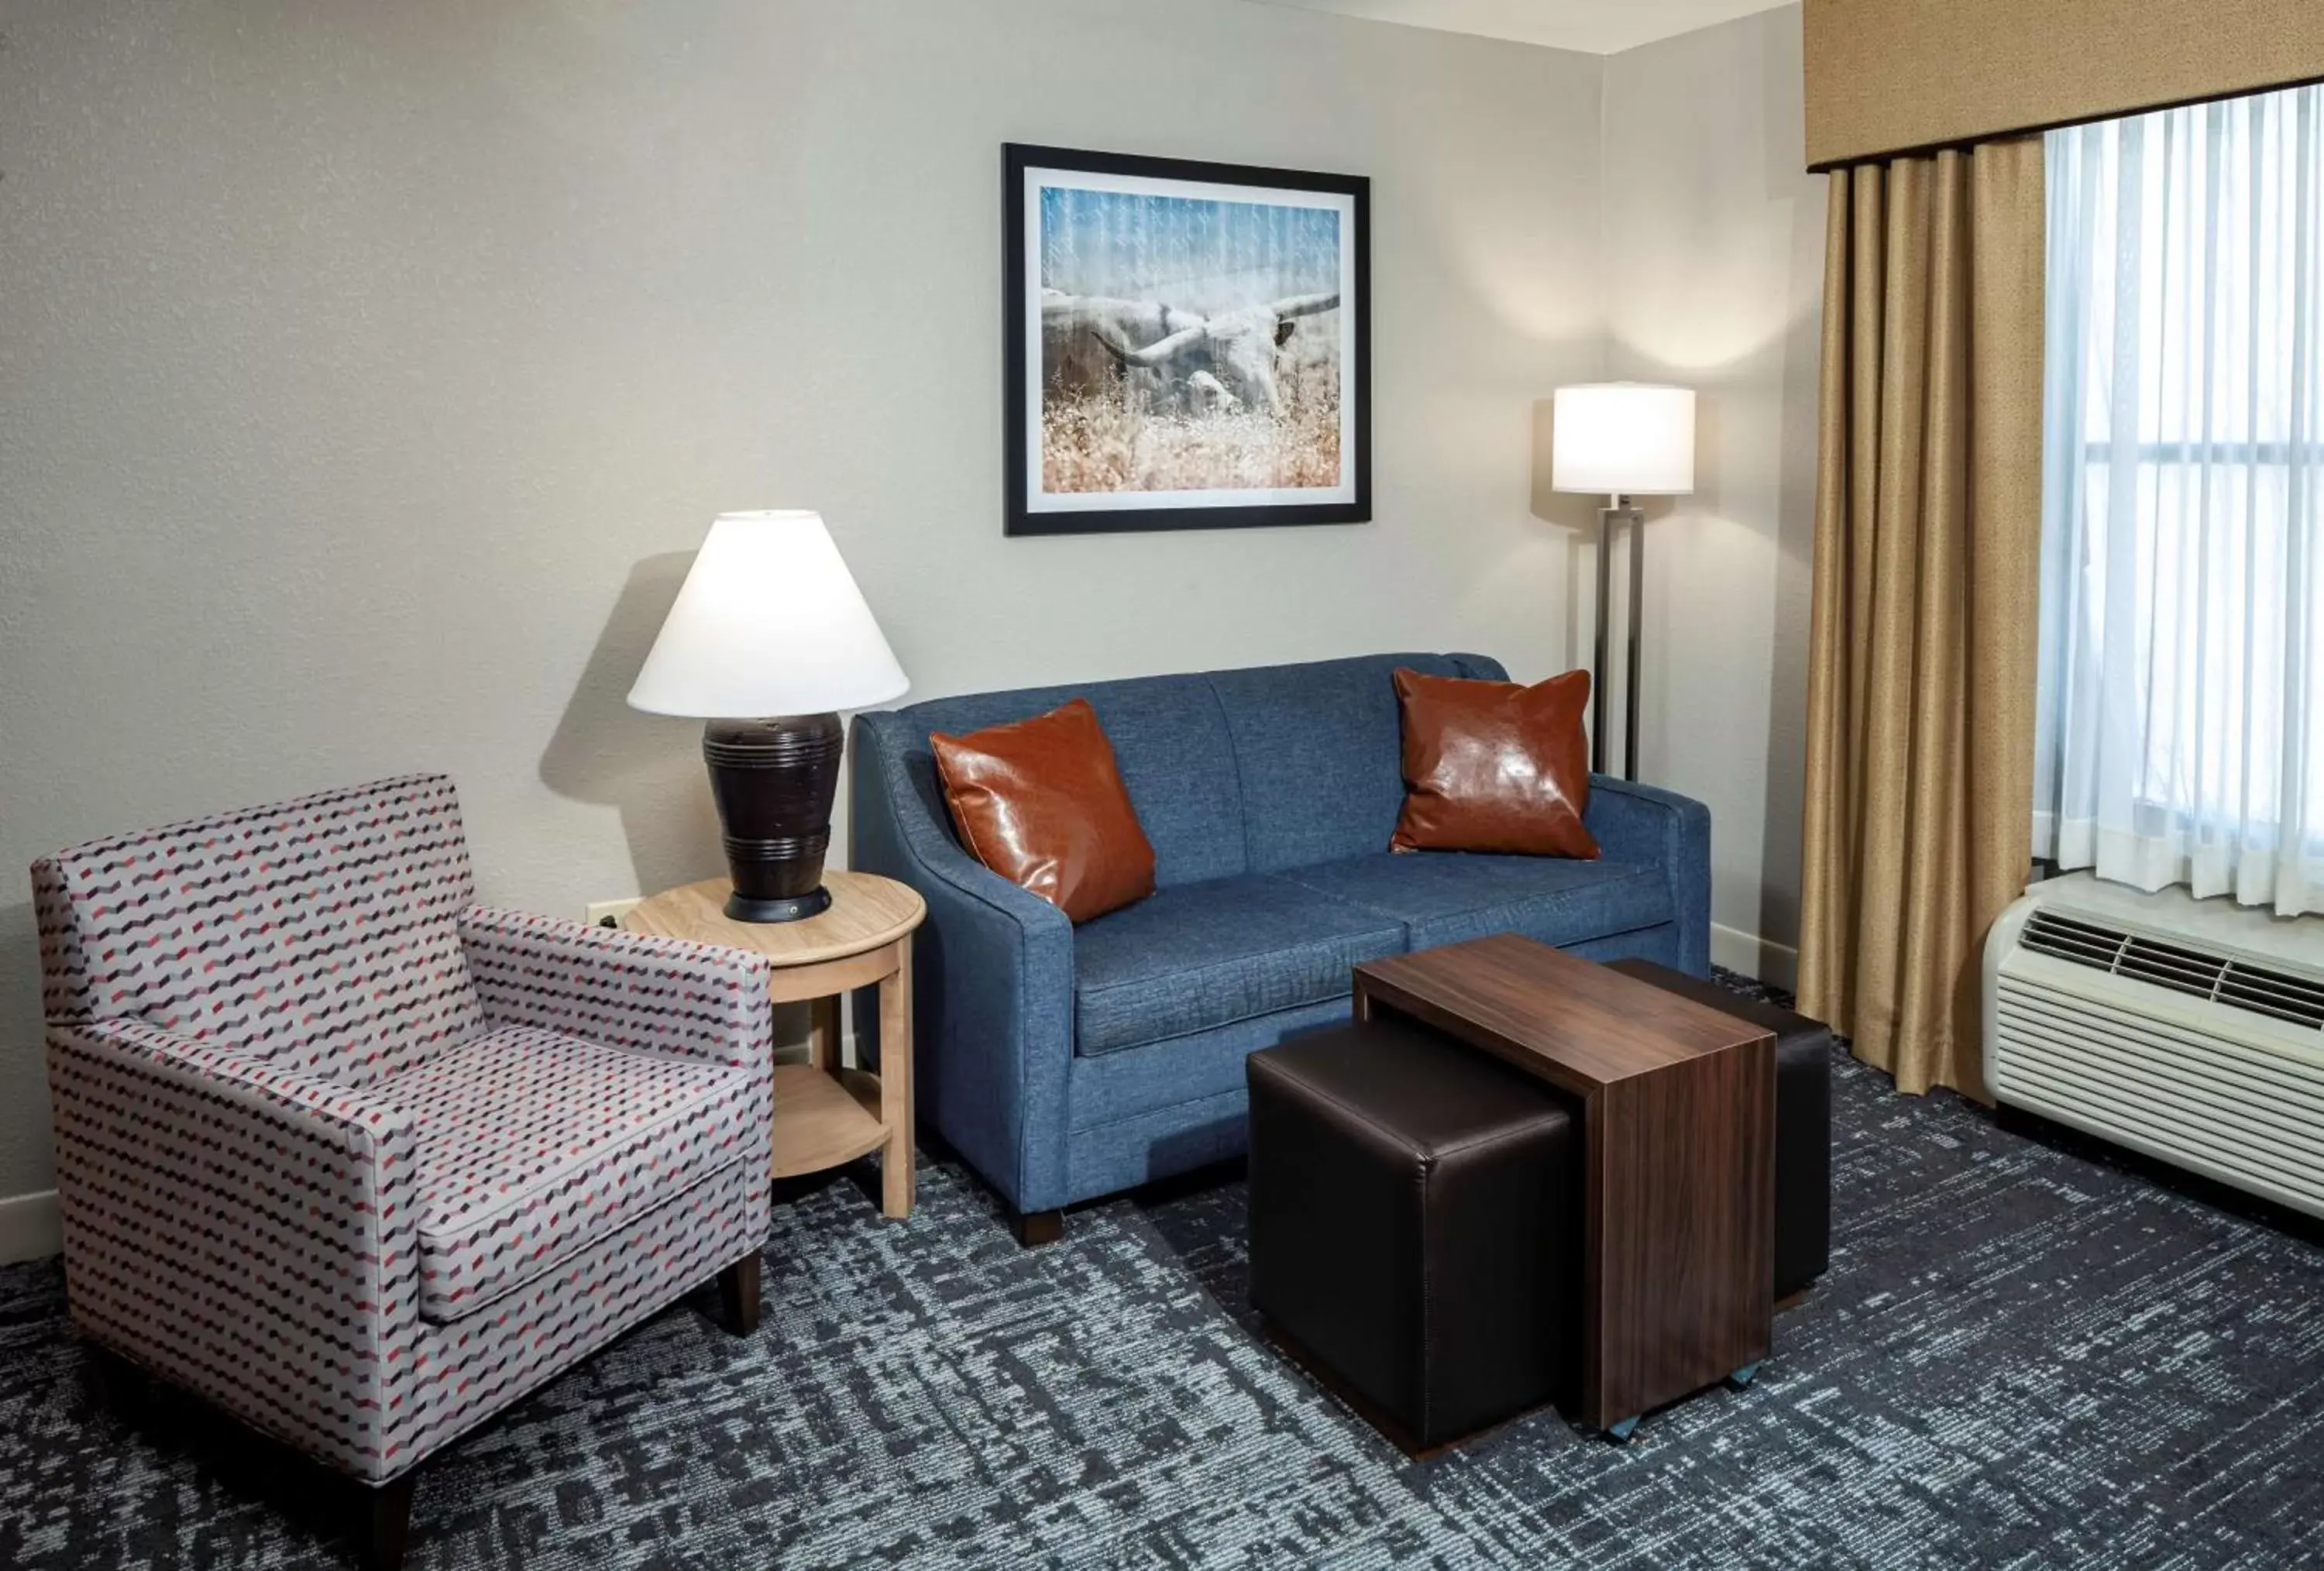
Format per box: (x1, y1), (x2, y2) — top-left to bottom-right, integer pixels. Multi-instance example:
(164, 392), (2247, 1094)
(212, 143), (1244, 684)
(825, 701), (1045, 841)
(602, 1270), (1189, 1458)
(586, 897), (642, 930)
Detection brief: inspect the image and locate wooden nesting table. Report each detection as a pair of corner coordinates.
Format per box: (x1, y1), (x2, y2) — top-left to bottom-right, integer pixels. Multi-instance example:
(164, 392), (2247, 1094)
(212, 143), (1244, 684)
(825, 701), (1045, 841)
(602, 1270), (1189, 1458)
(1352, 933), (1776, 1436)
(624, 870), (926, 1219)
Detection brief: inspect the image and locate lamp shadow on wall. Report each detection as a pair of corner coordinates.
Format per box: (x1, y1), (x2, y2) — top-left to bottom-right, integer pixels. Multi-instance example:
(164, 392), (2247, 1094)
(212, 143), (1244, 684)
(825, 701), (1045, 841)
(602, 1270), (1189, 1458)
(538, 552), (823, 1061)
(537, 552), (724, 898)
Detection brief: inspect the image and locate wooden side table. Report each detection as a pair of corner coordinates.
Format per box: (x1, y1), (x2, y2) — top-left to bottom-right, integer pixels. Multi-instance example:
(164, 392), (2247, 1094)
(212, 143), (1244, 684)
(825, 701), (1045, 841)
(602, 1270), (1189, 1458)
(624, 870), (927, 1219)
(1352, 933), (1775, 1438)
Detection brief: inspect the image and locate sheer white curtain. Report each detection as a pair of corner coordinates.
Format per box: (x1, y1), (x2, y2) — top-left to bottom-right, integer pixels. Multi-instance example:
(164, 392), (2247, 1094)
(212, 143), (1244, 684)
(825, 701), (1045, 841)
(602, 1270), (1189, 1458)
(2036, 85), (2324, 917)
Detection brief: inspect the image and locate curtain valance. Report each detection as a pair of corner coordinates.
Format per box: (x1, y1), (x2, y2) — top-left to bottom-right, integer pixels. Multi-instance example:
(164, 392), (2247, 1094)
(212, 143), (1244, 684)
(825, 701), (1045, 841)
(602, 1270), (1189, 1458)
(1805, 0), (2324, 170)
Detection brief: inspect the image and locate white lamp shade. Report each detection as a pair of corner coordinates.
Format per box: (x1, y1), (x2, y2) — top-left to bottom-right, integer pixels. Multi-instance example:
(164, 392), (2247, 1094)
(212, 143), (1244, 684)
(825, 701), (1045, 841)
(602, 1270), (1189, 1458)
(1550, 383), (1697, 496)
(627, 510), (909, 718)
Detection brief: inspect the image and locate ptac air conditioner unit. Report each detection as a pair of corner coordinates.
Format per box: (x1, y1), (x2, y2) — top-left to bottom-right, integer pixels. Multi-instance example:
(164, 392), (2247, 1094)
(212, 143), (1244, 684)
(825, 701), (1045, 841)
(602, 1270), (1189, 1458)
(1984, 871), (2324, 1216)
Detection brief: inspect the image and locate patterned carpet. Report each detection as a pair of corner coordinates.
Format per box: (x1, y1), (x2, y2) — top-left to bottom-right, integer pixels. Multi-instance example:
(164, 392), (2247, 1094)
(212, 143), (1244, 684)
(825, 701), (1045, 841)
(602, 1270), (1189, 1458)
(5, 975), (2324, 1568)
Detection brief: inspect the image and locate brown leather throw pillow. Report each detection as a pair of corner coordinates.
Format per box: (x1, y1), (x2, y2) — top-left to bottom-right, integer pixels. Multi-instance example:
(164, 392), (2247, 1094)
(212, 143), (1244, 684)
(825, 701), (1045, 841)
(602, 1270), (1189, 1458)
(1390, 667), (1601, 858)
(930, 697), (1157, 923)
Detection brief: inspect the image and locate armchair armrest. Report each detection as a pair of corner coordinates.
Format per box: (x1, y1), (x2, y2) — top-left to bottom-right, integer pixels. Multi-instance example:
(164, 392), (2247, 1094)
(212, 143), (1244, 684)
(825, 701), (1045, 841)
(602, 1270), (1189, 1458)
(851, 713), (1077, 1212)
(44, 1016), (418, 1475)
(1586, 775), (1712, 976)
(457, 907), (775, 1077)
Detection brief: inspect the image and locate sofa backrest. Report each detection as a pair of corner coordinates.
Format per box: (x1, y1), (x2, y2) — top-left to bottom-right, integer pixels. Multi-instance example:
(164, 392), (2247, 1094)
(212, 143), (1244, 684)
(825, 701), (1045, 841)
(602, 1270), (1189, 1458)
(887, 674), (1247, 889)
(1210, 651), (1504, 871)
(877, 651), (1508, 889)
(32, 773), (484, 1086)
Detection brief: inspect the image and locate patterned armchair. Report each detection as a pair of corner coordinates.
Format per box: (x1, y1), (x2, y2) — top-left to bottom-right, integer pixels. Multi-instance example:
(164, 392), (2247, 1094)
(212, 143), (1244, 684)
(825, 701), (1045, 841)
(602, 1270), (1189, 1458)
(32, 775), (773, 1570)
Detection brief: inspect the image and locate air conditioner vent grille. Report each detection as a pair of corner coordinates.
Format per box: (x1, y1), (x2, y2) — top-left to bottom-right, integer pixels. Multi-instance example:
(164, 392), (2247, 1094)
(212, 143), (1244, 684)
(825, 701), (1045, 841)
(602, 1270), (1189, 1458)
(2218, 967), (2324, 1030)
(2020, 909), (2324, 1030)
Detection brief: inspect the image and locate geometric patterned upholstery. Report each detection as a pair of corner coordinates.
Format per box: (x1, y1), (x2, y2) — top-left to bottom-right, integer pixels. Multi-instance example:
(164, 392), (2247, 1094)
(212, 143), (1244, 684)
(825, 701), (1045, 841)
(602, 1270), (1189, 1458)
(394, 1028), (761, 1322)
(32, 775), (775, 1483)
(33, 774), (485, 1087)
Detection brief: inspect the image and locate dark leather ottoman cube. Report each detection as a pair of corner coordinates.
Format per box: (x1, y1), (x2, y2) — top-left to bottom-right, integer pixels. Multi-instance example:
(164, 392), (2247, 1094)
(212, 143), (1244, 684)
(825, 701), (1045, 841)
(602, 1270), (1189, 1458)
(1607, 960), (1832, 1298)
(1246, 1017), (1577, 1448)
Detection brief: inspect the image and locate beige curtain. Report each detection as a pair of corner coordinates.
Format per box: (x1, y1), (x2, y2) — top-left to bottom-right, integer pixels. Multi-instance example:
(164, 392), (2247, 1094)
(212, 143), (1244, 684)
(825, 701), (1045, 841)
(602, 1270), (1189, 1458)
(1796, 139), (2046, 1101)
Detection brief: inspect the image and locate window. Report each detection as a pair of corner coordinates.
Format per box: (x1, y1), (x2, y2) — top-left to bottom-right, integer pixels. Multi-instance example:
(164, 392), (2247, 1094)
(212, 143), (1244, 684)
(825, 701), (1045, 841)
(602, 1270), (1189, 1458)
(2036, 84), (2324, 917)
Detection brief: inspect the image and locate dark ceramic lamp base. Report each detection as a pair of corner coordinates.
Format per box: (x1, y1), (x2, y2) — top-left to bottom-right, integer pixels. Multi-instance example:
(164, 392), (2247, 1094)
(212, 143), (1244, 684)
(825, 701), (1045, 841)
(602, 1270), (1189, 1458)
(702, 713), (843, 924)
(725, 887), (830, 923)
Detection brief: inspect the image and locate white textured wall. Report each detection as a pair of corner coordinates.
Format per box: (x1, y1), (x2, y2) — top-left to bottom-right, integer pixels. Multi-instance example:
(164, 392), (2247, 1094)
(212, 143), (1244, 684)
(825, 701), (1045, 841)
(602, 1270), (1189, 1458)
(1602, 5), (1825, 985)
(0, 0), (1607, 1205)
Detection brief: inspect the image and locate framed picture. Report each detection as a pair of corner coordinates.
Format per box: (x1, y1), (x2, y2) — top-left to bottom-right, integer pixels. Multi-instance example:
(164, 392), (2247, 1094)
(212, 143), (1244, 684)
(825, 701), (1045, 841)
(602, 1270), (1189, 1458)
(1004, 143), (1371, 536)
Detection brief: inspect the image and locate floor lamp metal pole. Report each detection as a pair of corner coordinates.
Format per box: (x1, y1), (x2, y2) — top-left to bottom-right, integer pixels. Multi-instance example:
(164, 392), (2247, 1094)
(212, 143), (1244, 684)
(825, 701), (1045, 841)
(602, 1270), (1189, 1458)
(1592, 494), (1644, 782)
(1625, 499), (1643, 783)
(1592, 506), (1613, 776)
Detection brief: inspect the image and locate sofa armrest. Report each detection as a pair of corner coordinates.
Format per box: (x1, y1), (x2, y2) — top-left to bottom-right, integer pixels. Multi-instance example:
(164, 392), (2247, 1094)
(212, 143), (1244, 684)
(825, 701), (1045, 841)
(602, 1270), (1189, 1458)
(1586, 775), (1712, 976)
(851, 713), (1077, 1212)
(44, 1016), (419, 1474)
(457, 906), (775, 1078)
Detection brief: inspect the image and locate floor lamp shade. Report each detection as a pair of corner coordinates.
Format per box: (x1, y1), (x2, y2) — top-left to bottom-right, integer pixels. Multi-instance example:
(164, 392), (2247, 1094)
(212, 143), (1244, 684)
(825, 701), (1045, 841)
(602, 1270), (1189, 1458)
(1549, 384), (1696, 782)
(1550, 383), (1697, 497)
(629, 510), (909, 922)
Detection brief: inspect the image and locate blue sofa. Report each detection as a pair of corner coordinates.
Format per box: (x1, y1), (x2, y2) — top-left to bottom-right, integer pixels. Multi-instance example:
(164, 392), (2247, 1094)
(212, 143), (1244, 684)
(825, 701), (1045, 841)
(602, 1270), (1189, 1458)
(850, 652), (1710, 1230)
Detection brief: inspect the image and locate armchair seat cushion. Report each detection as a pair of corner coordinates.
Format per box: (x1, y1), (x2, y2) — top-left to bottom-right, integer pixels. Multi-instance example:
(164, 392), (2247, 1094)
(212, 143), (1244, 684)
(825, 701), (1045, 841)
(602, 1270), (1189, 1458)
(1073, 875), (1404, 1057)
(390, 1027), (761, 1322)
(1277, 852), (1675, 952)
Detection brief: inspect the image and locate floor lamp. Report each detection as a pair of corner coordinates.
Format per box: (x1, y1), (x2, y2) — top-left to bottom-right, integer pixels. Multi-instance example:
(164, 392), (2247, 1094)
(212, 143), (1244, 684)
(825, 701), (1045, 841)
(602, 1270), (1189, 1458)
(1550, 383), (1696, 782)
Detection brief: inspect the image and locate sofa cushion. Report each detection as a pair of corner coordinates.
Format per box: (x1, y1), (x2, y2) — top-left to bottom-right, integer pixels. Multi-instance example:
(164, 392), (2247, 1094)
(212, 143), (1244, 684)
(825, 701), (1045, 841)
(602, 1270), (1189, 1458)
(895, 673), (1244, 889)
(1073, 875), (1405, 1056)
(1208, 652), (1506, 873)
(1390, 666), (1600, 859)
(932, 697), (1157, 923)
(389, 1027), (760, 1322)
(1277, 852), (1673, 952)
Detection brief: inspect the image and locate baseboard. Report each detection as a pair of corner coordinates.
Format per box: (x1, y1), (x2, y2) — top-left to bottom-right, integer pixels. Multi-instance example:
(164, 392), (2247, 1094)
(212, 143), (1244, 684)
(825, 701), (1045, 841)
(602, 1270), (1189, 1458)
(1711, 923), (1799, 992)
(0, 1189), (61, 1264)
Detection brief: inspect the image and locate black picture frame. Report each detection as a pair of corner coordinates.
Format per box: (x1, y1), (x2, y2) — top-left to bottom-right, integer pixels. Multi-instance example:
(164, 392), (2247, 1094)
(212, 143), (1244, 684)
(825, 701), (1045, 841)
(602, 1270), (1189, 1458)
(1003, 143), (1372, 537)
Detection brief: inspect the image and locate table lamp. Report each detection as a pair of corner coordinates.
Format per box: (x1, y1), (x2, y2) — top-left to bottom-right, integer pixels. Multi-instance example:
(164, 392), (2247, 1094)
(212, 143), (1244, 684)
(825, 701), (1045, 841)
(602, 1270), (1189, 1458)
(628, 510), (909, 921)
(1550, 383), (1695, 781)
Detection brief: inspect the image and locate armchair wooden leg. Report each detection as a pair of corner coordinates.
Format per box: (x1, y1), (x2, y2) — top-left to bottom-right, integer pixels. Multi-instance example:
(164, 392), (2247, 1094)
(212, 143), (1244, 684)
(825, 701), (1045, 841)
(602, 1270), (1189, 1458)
(717, 1253), (762, 1336)
(361, 1474), (415, 1571)
(1012, 1208), (1064, 1248)
(89, 1346), (153, 1421)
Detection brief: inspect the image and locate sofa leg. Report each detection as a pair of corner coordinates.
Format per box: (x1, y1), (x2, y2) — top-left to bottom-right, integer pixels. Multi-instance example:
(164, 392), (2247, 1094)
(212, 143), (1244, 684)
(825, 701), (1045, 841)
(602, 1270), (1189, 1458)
(361, 1474), (415, 1571)
(1012, 1208), (1063, 1248)
(717, 1253), (762, 1336)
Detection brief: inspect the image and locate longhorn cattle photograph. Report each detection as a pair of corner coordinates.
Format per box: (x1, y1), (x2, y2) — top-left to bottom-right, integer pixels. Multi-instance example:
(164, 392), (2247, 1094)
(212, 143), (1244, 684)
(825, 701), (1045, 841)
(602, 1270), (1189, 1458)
(1004, 145), (1370, 535)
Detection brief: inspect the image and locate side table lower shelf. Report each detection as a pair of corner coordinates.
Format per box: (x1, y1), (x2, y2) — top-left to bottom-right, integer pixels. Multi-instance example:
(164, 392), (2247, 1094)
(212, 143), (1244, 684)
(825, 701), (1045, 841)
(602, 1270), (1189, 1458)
(772, 1062), (890, 1178)
(622, 870), (925, 1220)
